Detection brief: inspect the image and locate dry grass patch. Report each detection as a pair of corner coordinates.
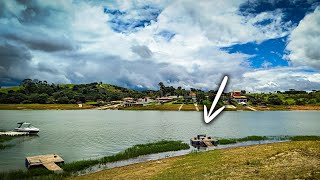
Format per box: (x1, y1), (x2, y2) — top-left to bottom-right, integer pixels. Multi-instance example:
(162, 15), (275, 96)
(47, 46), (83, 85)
(71, 141), (320, 180)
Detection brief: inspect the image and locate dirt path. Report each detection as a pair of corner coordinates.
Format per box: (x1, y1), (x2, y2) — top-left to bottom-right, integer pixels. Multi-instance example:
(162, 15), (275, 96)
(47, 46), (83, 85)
(178, 103), (184, 111)
(194, 103), (199, 111)
(247, 105), (257, 111)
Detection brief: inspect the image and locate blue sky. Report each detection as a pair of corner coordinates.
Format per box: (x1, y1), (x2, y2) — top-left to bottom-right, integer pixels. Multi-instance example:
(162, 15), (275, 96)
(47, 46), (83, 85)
(222, 36), (288, 68)
(0, 0), (320, 92)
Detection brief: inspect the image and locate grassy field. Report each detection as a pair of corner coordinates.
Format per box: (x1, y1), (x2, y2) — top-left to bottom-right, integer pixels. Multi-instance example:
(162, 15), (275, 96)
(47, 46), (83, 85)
(0, 86), (22, 93)
(0, 104), (95, 110)
(70, 140), (320, 180)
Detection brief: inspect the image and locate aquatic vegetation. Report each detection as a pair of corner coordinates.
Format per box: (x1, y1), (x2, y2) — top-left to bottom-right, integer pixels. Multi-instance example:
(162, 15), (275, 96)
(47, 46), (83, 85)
(289, 135), (320, 141)
(218, 138), (237, 145)
(0, 168), (53, 180)
(62, 140), (189, 173)
(218, 135), (320, 145)
(218, 136), (270, 145)
(100, 140), (190, 164)
(0, 136), (17, 150)
(61, 159), (100, 174)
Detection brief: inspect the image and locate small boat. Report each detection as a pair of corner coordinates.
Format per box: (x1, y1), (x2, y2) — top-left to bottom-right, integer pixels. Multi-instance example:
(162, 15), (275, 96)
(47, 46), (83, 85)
(14, 122), (39, 134)
(190, 134), (218, 147)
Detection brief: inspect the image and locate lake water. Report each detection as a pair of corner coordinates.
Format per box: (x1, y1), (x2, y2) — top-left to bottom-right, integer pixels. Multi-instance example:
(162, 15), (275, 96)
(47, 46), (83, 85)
(0, 110), (319, 171)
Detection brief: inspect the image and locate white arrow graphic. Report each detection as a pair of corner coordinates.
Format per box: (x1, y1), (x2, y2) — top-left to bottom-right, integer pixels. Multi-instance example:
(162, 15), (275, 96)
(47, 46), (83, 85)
(204, 76), (228, 123)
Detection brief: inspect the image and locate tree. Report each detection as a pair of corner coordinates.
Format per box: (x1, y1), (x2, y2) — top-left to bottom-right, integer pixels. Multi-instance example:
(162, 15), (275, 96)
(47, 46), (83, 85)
(57, 97), (70, 104)
(268, 95), (282, 105)
(158, 82), (165, 97)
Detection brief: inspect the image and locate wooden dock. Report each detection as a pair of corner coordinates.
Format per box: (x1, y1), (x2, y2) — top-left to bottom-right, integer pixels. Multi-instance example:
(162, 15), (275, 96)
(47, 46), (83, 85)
(0, 131), (29, 136)
(203, 141), (214, 147)
(25, 154), (64, 172)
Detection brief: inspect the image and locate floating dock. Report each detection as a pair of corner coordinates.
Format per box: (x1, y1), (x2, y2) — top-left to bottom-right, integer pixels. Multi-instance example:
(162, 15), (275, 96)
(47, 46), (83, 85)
(0, 131), (29, 136)
(25, 154), (64, 172)
(190, 134), (218, 147)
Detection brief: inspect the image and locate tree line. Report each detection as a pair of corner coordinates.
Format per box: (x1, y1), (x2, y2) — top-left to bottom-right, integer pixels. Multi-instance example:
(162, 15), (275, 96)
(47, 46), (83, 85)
(0, 79), (319, 105)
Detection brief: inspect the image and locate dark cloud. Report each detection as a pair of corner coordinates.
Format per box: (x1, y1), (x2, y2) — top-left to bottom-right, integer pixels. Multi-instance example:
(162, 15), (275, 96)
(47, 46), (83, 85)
(7, 0), (71, 27)
(239, 0), (320, 25)
(0, 41), (33, 83)
(1, 28), (76, 52)
(0, 1), (76, 52)
(131, 45), (153, 58)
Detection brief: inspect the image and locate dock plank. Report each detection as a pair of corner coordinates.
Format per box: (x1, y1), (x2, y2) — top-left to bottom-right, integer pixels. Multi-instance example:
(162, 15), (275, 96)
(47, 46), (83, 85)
(26, 154), (64, 172)
(203, 141), (214, 147)
(43, 162), (62, 172)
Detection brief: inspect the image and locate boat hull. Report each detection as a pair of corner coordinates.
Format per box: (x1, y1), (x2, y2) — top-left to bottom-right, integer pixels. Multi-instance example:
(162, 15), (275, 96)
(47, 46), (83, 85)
(14, 128), (39, 134)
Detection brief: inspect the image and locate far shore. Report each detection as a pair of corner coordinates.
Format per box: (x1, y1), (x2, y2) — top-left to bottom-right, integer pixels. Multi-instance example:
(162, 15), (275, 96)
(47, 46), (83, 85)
(0, 104), (95, 110)
(0, 104), (319, 111)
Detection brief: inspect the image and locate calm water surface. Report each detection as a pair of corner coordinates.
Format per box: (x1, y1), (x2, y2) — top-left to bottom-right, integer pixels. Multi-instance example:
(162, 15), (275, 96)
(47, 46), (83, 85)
(0, 110), (319, 171)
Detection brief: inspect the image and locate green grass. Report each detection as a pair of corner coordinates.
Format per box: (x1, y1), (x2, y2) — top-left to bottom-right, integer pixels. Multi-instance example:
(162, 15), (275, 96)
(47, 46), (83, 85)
(289, 135), (320, 141)
(218, 136), (270, 145)
(0, 168), (54, 180)
(218, 135), (320, 145)
(62, 140), (189, 173)
(0, 140), (189, 179)
(61, 159), (100, 174)
(59, 84), (75, 89)
(0, 86), (22, 94)
(100, 84), (120, 92)
(100, 140), (189, 164)
(84, 101), (98, 105)
(152, 141), (320, 180)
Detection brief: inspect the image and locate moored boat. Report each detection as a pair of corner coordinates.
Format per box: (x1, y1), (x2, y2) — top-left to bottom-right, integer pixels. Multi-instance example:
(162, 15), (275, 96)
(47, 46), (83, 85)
(190, 134), (218, 147)
(14, 122), (39, 134)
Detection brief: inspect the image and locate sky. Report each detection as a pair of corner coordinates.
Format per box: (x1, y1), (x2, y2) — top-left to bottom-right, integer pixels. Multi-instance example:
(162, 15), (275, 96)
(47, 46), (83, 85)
(0, 0), (320, 92)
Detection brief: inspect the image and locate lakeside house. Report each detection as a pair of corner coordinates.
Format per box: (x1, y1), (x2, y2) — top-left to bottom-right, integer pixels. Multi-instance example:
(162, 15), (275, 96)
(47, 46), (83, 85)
(190, 92), (197, 103)
(156, 97), (173, 104)
(137, 97), (156, 104)
(123, 97), (156, 107)
(111, 100), (123, 105)
(231, 90), (247, 103)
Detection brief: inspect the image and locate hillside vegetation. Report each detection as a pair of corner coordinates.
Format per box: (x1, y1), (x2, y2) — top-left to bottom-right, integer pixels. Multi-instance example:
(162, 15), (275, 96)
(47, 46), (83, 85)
(1, 79), (320, 107)
(0, 79), (147, 104)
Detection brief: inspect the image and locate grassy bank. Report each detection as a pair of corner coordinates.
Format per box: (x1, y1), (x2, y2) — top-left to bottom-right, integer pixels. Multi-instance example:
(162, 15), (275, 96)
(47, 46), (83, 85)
(0, 104), (94, 110)
(62, 140), (189, 173)
(0, 140), (189, 180)
(0, 103), (319, 111)
(71, 141), (320, 180)
(218, 135), (320, 145)
(254, 105), (320, 111)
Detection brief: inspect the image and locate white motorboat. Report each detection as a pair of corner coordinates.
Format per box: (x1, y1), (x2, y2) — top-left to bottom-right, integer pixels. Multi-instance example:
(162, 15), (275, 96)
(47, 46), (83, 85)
(14, 122), (39, 134)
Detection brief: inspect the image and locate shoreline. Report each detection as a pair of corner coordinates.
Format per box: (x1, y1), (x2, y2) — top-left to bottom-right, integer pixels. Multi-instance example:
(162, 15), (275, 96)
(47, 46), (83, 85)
(73, 139), (289, 177)
(70, 140), (320, 180)
(0, 104), (319, 111)
(1, 136), (319, 179)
